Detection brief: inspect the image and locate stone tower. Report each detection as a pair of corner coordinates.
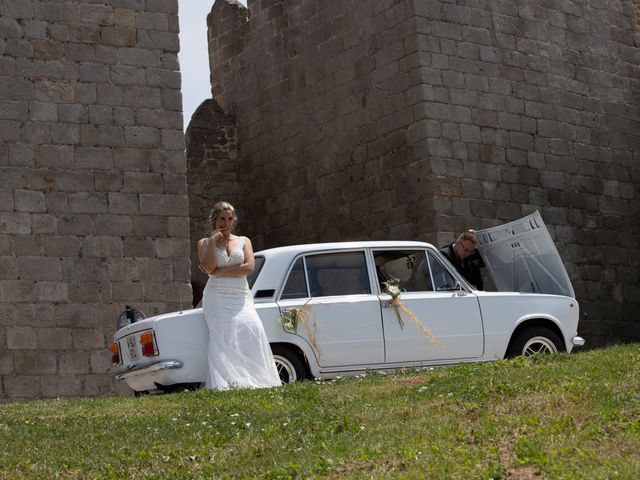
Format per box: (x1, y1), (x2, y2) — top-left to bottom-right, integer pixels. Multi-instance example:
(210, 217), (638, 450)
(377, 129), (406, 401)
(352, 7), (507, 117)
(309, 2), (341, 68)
(188, 0), (640, 346)
(1, 0), (191, 400)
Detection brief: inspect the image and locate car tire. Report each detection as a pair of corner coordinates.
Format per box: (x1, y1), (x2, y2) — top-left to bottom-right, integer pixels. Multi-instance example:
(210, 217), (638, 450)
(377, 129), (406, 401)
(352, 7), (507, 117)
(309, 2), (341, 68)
(507, 326), (565, 357)
(271, 346), (308, 384)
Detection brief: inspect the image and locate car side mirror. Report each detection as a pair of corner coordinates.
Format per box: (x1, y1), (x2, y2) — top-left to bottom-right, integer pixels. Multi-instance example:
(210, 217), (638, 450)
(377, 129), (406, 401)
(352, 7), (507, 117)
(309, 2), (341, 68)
(455, 282), (466, 296)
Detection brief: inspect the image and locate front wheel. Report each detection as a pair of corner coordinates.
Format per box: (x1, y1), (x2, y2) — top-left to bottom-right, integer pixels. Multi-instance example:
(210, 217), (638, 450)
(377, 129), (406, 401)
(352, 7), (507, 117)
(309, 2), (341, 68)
(507, 327), (565, 357)
(271, 346), (308, 384)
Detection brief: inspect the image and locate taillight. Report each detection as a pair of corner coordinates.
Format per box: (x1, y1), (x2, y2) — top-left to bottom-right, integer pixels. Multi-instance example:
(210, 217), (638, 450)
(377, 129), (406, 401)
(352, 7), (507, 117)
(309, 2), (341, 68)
(140, 331), (158, 357)
(111, 342), (121, 365)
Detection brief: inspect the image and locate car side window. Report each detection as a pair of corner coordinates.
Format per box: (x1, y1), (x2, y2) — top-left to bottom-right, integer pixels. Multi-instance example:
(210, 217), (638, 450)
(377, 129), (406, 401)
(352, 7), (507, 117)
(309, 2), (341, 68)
(305, 251), (370, 297)
(281, 257), (308, 299)
(373, 250), (433, 292)
(428, 251), (457, 291)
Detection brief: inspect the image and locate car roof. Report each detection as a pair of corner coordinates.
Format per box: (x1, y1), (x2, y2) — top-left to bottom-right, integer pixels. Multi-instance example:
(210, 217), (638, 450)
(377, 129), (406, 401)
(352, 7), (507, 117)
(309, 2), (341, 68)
(255, 240), (436, 257)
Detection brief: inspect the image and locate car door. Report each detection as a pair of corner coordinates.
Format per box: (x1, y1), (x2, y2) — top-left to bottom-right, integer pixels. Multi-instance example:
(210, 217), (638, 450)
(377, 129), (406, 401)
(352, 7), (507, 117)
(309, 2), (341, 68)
(276, 250), (384, 368)
(373, 248), (484, 363)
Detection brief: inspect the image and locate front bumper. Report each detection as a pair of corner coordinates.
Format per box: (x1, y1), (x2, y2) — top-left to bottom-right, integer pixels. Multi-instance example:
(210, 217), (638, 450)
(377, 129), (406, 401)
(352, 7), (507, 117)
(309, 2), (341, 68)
(572, 336), (585, 347)
(115, 359), (183, 381)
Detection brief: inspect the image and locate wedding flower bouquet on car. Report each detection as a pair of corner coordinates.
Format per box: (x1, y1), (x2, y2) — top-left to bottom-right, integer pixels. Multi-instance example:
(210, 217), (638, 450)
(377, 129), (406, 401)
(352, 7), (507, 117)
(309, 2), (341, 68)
(383, 278), (441, 345)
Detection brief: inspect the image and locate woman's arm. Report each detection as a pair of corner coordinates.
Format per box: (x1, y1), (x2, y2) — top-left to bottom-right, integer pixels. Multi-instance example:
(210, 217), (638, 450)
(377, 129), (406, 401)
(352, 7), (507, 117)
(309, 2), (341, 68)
(212, 238), (255, 277)
(198, 233), (221, 274)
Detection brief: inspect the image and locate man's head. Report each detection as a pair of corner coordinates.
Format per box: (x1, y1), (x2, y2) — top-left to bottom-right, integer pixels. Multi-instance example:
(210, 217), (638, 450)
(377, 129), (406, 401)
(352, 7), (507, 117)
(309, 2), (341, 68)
(453, 229), (478, 260)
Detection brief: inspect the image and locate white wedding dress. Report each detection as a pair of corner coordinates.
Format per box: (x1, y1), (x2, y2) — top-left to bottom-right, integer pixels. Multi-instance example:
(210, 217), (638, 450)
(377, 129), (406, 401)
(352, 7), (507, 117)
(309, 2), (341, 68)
(202, 236), (281, 390)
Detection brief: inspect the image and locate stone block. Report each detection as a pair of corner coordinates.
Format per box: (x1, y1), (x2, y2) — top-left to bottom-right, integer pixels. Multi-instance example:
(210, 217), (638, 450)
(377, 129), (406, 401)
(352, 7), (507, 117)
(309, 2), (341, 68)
(113, 107), (135, 126)
(94, 215), (133, 236)
(135, 11), (169, 30)
(139, 194), (188, 216)
(58, 104), (88, 123)
(111, 281), (144, 302)
(74, 83), (97, 104)
(90, 349), (113, 373)
(154, 238), (189, 258)
(55, 170), (97, 194)
(51, 123), (80, 145)
(124, 126), (160, 147)
(76, 147), (114, 169)
(0, 350), (12, 375)
(32, 213), (55, 234)
(82, 236), (123, 258)
(29, 101), (58, 122)
(162, 173), (187, 195)
(36, 282), (69, 302)
(119, 48), (162, 68)
(92, 171), (121, 192)
(107, 258), (139, 282)
(108, 192), (139, 214)
(8, 143), (33, 167)
(133, 216), (167, 237)
(58, 351), (89, 374)
(36, 328), (73, 350)
(68, 192), (109, 214)
(41, 374), (83, 397)
(14, 350), (57, 374)
(61, 258), (108, 282)
(100, 26), (136, 47)
(69, 281), (111, 303)
(83, 374), (117, 396)
(123, 237), (154, 257)
(0, 189), (14, 211)
(9, 235), (41, 256)
(73, 328), (105, 350)
(96, 84), (123, 106)
(18, 256), (61, 281)
(0, 256), (17, 279)
(14, 189), (46, 212)
(7, 326), (38, 349)
(167, 216), (189, 237)
(0, 280), (36, 302)
(0, 120), (21, 141)
(4, 375), (40, 398)
(0, 101), (27, 121)
(123, 172), (163, 193)
(57, 214), (93, 236)
(43, 236), (81, 257)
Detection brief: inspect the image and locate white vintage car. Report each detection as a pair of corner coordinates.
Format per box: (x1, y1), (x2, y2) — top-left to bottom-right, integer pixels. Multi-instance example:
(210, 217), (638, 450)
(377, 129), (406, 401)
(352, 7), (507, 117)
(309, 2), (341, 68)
(111, 212), (585, 394)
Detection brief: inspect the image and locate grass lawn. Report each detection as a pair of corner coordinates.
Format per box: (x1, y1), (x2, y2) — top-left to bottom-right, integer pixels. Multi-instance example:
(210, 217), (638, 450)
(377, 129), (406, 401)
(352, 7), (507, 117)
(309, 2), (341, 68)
(1, 344), (639, 479)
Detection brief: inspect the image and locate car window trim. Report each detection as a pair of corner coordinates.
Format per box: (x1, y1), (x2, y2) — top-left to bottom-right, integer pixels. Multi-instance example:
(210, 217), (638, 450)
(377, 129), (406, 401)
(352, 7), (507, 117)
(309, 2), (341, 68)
(428, 248), (475, 292)
(278, 248), (373, 301)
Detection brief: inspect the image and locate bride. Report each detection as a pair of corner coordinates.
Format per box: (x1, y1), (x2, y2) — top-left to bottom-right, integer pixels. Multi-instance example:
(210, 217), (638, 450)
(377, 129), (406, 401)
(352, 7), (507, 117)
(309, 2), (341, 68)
(197, 201), (281, 390)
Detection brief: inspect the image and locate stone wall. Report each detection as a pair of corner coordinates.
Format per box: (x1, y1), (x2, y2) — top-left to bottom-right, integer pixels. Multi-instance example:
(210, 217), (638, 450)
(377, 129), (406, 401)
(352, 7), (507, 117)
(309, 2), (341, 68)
(186, 98), (239, 306)
(0, 0), (191, 400)
(202, 0), (640, 346)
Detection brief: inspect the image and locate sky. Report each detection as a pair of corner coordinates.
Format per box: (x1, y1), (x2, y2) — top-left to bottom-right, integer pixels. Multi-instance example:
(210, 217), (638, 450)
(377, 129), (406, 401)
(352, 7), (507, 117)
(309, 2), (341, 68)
(177, 1), (215, 130)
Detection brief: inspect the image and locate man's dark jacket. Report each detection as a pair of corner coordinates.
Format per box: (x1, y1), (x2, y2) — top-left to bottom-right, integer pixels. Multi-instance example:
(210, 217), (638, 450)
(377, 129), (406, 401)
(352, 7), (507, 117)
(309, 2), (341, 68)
(439, 244), (485, 290)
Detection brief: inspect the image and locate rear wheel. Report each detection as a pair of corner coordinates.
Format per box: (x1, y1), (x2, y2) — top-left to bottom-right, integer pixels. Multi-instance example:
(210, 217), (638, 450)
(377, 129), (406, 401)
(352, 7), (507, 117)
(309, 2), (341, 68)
(271, 346), (308, 384)
(507, 327), (565, 357)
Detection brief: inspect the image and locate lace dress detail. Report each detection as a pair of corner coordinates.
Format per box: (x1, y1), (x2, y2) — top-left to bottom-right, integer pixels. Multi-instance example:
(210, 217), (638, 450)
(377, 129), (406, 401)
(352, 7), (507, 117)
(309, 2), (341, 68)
(202, 236), (281, 390)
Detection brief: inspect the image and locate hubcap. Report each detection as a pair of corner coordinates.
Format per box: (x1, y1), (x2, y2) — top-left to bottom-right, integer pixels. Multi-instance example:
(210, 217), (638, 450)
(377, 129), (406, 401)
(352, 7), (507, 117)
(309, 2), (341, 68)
(523, 336), (558, 355)
(273, 355), (296, 384)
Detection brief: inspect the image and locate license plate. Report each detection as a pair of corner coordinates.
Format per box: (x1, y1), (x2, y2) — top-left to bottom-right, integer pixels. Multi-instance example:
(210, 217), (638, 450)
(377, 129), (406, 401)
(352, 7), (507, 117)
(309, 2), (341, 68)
(127, 336), (139, 361)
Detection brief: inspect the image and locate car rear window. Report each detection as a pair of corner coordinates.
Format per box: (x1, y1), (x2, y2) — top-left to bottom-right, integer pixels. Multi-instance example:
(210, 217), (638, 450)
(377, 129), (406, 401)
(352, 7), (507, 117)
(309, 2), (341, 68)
(247, 255), (265, 289)
(280, 251), (371, 299)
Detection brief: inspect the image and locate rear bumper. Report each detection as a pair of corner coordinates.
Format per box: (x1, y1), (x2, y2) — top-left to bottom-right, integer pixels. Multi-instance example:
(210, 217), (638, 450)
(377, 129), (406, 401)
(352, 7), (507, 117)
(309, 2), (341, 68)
(115, 359), (183, 381)
(572, 336), (585, 347)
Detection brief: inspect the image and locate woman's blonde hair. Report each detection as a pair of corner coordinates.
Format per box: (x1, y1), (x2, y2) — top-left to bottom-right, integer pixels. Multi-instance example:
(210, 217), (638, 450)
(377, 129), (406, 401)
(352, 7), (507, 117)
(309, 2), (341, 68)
(208, 201), (237, 233)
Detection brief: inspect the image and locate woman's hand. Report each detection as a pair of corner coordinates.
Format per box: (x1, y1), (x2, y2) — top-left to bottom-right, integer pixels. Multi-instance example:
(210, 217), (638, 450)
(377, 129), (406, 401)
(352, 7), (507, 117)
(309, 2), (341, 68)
(211, 230), (223, 242)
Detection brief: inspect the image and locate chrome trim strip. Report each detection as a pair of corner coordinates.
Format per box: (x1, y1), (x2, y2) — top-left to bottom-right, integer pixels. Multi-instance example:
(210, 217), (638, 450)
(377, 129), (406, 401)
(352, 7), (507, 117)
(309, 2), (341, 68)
(115, 359), (183, 381)
(572, 336), (585, 347)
